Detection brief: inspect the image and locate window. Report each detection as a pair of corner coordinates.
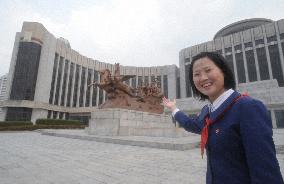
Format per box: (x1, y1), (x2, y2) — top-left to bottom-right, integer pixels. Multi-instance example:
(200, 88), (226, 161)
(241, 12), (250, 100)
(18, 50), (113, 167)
(176, 77), (181, 99)
(60, 60), (69, 106)
(244, 42), (253, 48)
(92, 70), (99, 106)
(144, 76), (149, 85)
(66, 63), (74, 107)
(138, 76), (143, 86)
(235, 52), (246, 83)
(163, 75), (168, 98)
(268, 44), (284, 86)
(131, 77), (137, 88)
(53, 111), (58, 119)
(256, 47), (270, 80)
(49, 54), (58, 104)
(185, 63), (192, 97)
(59, 112), (64, 119)
(275, 110), (284, 128)
(54, 57), (64, 105)
(267, 35), (277, 43)
(85, 69), (92, 107)
(10, 42), (41, 101)
(225, 47), (232, 53)
(280, 33), (284, 40)
(234, 44), (242, 51)
(47, 110), (52, 118)
(72, 65), (80, 107)
(6, 107), (32, 121)
(245, 50), (257, 82)
(255, 39), (264, 45)
(215, 50), (222, 55)
(79, 67), (86, 107)
(225, 54), (235, 76)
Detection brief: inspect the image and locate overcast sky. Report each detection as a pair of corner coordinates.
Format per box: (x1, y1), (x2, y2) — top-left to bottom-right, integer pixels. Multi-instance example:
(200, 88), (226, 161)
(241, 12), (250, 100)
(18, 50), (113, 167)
(0, 0), (284, 76)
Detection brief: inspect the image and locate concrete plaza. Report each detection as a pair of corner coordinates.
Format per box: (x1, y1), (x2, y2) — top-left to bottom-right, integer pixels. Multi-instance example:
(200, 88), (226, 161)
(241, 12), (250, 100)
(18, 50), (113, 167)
(0, 129), (283, 184)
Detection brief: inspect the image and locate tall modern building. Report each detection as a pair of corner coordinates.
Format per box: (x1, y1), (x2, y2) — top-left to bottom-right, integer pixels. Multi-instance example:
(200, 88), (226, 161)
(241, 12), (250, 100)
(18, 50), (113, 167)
(0, 22), (179, 123)
(0, 18), (284, 128)
(0, 74), (7, 101)
(179, 18), (284, 128)
(0, 74), (8, 115)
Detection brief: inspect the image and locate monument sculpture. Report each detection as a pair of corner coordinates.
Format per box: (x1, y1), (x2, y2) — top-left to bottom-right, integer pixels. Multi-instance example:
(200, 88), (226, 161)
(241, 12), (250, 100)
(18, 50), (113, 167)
(89, 63), (164, 114)
(87, 64), (190, 137)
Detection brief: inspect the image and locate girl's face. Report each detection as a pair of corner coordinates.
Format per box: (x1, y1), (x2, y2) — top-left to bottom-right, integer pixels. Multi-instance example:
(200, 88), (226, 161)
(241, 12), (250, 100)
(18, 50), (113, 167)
(192, 57), (226, 102)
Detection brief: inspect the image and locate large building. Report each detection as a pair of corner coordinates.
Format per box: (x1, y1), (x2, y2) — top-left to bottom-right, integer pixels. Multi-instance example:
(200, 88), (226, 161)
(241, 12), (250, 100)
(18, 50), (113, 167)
(0, 18), (284, 128)
(0, 74), (8, 116)
(178, 18), (284, 128)
(0, 74), (7, 101)
(0, 22), (179, 123)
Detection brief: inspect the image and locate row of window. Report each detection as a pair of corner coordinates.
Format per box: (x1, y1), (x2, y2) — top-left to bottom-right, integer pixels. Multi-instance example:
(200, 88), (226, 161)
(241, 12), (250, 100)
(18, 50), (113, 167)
(225, 34), (283, 53)
(49, 55), (103, 108)
(49, 54), (169, 107)
(47, 110), (69, 120)
(274, 110), (284, 128)
(185, 42), (284, 97)
(10, 42), (41, 101)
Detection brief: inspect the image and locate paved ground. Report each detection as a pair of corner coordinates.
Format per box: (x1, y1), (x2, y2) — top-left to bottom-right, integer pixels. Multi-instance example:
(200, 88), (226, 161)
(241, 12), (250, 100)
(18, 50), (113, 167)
(0, 129), (283, 184)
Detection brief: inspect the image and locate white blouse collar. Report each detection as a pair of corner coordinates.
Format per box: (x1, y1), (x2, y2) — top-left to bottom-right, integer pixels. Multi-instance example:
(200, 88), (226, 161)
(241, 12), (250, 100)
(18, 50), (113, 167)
(208, 89), (234, 112)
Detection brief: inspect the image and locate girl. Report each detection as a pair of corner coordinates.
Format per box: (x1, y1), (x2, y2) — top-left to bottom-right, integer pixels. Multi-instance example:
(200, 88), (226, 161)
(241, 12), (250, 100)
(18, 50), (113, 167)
(163, 52), (283, 184)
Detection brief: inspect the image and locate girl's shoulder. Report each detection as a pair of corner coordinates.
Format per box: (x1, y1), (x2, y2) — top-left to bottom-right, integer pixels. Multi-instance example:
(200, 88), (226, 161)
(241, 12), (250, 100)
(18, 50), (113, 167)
(235, 94), (266, 109)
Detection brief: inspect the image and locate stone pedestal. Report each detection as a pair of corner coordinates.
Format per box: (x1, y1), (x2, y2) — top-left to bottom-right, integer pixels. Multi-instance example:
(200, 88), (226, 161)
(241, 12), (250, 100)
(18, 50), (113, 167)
(86, 108), (191, 137)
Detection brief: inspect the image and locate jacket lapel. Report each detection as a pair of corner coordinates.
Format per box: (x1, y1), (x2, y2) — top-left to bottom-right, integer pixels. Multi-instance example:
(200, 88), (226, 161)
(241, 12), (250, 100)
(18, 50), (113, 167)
(198, 105), (210, 124)
(209, 91), (240, 122)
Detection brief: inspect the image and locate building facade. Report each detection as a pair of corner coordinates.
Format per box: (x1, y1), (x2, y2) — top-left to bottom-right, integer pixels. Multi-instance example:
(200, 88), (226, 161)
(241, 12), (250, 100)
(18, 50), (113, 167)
(0, 22), (179, 123)
(179, 18), (284, 128)
(0, 74), (8, 116)
(0, 19), (284, 128)
(0, 74), (7, 102)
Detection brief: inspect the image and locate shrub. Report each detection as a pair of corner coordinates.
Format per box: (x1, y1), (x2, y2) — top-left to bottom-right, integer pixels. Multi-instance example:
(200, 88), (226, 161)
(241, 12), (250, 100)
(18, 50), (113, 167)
(0, 121), (33, 127)
(35, 119), (82, 126)
(0, 119), (86, 131)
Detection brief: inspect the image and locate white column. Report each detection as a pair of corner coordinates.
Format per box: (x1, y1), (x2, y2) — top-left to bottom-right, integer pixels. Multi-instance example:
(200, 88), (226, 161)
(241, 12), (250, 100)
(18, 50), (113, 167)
(262, 25), (273, 79)
(275, 22), (284, 83)
(251, 29), (261, 81)
(241, 33), (249, 82)
(271, 110), (277, 128)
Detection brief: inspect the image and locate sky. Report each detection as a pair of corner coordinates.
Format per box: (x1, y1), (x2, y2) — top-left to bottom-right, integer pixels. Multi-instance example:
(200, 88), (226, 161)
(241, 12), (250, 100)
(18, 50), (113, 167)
(0, 0), (284, 76)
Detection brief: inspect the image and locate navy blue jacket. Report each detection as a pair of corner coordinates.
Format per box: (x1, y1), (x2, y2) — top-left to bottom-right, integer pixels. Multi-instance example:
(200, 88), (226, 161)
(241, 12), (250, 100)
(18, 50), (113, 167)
(174, 91), (283, 184)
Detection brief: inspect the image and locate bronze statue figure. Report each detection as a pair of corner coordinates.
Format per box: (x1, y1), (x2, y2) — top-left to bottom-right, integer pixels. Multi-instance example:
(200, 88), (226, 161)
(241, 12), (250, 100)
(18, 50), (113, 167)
(89, 63), (164, 114)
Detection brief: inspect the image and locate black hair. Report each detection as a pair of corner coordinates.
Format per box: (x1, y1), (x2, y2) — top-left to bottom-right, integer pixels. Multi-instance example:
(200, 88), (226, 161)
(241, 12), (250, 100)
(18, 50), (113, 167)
(189, 52), (236, 101)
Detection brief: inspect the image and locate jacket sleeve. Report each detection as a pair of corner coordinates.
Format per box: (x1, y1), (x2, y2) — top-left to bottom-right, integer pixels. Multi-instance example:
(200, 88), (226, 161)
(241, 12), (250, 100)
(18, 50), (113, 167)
(239, 99), (284, 184)
(174, 111), (203, 134)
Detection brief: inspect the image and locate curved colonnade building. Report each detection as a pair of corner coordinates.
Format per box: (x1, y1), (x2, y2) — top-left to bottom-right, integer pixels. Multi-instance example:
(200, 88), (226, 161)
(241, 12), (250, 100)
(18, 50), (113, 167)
(0, 22), (179, 123)
(0, 18), (284, 128)
(179, 18), (284, 128)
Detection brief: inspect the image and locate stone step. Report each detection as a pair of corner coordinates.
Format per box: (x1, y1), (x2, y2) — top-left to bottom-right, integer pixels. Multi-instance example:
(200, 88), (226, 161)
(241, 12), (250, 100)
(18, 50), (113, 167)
(37, 129), (200, 151)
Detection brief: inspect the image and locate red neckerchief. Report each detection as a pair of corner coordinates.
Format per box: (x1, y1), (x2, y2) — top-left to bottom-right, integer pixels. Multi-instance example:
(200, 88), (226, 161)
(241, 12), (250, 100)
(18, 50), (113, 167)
(200, 93), (248, 158)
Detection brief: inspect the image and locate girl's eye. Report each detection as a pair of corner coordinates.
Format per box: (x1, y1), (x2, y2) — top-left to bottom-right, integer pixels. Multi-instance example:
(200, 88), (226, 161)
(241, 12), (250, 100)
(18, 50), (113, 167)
(206, 69), (211, 72)
(193, 73), (200, 77)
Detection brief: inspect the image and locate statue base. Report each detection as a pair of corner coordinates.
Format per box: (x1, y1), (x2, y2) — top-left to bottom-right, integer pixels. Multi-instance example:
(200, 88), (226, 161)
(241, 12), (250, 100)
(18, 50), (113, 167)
(87, 108), (191, 137)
